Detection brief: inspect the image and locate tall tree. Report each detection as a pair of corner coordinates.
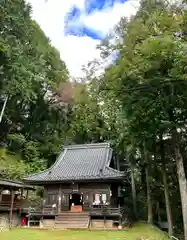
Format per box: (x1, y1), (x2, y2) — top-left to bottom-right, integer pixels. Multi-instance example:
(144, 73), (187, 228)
(0, 0), (70, 173)
(100, 0), (186, 237)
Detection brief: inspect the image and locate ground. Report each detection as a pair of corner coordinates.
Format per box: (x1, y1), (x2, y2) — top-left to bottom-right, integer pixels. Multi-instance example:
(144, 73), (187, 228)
(0, 223), (168, 240)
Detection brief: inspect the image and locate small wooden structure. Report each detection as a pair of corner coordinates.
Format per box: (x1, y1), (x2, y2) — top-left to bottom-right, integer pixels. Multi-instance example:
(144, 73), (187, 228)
(0, 178), (34, 228)
(24, 143), (128, 229)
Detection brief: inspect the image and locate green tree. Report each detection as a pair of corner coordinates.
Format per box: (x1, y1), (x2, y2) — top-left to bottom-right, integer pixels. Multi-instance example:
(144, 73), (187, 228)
(100, 0), (186, 237)
(0, 0), (70, 172)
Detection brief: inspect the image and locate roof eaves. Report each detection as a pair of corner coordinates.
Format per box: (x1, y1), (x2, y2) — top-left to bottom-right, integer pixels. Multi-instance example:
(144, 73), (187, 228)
(0, 179), (34, 189)
(104, 166), (125, 177)
(24, 176), (124, 184)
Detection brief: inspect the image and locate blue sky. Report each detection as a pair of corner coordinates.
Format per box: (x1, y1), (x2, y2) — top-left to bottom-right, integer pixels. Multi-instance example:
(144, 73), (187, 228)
(64, 0), (128, 40)
(27, 0), (139, 77)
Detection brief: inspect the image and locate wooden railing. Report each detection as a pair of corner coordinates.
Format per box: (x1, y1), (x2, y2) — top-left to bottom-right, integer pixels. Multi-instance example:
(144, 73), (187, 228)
(42, 205), (58, 214)
(26, 206), (55, 214)
(27, 204), (128, 218)
(0, 199), (30, 212)
(172, 235), (185, 240)
(0, 201), (23, 209)
(120, 205), (127, 216)
(89, 205), (121, 215)
(26, 203), (58, 215)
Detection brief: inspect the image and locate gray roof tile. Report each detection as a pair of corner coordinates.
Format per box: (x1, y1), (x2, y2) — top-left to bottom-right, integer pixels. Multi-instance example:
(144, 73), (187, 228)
(24, 143), (124, 183)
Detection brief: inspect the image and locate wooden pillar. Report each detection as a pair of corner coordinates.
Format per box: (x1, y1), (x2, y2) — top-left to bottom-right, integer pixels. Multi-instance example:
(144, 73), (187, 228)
(42, 199), (45, 213)
(0, 188), (3, 203)
(118, 216), (122, 229)
(42, 188), (46, 213)
(9, 189), (15, 228)
(116, 157), (120, 171)
(58, 185), (62, 213)
(26, 189), (29, 199)
(20, 188), (23, 198)
(27, 214), (30, 227)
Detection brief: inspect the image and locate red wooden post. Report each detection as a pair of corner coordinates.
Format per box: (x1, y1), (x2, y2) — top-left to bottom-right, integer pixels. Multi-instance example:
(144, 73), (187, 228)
(9, 189), (15, 229)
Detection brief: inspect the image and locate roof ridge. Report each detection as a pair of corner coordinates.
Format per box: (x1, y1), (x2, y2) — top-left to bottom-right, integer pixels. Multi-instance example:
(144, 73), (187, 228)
(105, 147), (113, 167)
(63, 142), (110, 150)
(100, 145), (112, 175)
(47, 148), (67, 174)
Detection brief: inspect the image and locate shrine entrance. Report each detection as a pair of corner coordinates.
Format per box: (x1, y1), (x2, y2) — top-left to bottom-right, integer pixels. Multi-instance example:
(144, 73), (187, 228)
(69, 193), (83, 212)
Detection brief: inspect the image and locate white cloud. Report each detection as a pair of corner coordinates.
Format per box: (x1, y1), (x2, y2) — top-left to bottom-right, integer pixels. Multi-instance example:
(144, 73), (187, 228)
(26, 0), (140, 78)
(61, 35), (100, 77)
(82, 1), (140, 38)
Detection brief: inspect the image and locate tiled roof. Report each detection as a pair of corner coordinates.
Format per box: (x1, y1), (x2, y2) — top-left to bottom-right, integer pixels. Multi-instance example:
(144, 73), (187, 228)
(24, 143), (124, 183)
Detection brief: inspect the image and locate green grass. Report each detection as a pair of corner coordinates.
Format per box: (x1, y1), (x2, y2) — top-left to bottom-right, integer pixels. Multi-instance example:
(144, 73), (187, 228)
(0, 223), (168, 240)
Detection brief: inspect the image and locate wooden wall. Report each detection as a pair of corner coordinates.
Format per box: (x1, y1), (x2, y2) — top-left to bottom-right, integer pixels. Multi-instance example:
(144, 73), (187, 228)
(43, 184), (59, 208)
(43, 182), (119, 212)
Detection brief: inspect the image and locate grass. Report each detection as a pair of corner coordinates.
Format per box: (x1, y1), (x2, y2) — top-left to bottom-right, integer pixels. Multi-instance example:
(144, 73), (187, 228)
(0, 223), (168, 240)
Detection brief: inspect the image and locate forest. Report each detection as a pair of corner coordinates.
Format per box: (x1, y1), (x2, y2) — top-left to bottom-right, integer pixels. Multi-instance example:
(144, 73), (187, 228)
(1, 0), (187, 238)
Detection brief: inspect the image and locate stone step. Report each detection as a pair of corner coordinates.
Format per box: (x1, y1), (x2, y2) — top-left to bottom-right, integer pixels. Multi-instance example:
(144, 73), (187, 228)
(56, 214), (88, 217)
(55, 219), (89, 223)
(54, 226), (88, 229)
(55, 222), (88, 226)
(55, 220), (88, 224)
(56, 218), (87, 221)
(57, 213), (88, 216)
(56, 217), (88, 220)
(55, 222), (89, 225)
(55, 224), (89, 228)
(54, 212), (89, 229)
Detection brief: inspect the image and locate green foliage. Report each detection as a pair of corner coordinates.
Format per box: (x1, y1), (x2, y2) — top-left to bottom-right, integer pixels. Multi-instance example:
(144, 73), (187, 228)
(0, 148), (31, 180)
(8, 133), (26, 146)
(0, 0), (187, 237)
(0, 0), (70, 175)
(97, 0), (187, 235)
(67, 82), (108, 144)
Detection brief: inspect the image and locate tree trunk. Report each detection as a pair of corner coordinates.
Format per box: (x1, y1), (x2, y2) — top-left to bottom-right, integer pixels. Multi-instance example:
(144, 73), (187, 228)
(130, 163), (137, 218)
(160, 134), (173, 237)
(167, 86), (187, 238)
(175, 144), (187, 240)
(145, 166), (153, 224)
(0, 95), (8, 124)
(161, 167), (173, 237)
(144, 144), (153, 225)
(170, 126), (187, 240)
